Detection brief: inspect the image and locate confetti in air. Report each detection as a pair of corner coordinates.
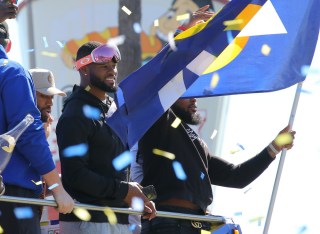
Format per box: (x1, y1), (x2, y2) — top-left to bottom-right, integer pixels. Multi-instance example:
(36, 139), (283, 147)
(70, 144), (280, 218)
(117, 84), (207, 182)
(56, 41), (65, 48)
(172, 161), (187, 180)
(112, 151), (134, 171)
(131, 197), (144, 212)
(274, 132), (293, 146)
(176, 13), (190, 21)
(41, 51), (58, 57)
(1, 59), (8, 66)
(85, 85), (91, 91)
(167, 31), (177, 51)
(31, 180), (43, 186)
(234, 211), (243, 216)
(226, 30), (234, 44)
(14, 207), (34, 219)
(108, 35), (126, 46)
(63, 143), (88, 157)
(237, 143), (245, 150)
(152, 148), (175, 160)
(0, 225), (3, 234)
(200, 172), (205, 180)
(73, 208), (91, 221)
(83, 105), (101, 120)
(27, 49), (35, 53)
(104, 208), (117, 224)
(210, 129), (218, 139)
(48, 183), (59, 190)
(42, 36), (49, 48)
(223, 19), (243, 27)
(133, 22), (142, 34)
(154, 19), (159, 27)
(171, 117), (181, 128)
(297, 225), (308, 234)
(121, 6), (132, 15)
(210, 73), (219, 88)
(261, 44), (271, 56)
(201, 230), (211, 234)
(301, 65), (320, 76)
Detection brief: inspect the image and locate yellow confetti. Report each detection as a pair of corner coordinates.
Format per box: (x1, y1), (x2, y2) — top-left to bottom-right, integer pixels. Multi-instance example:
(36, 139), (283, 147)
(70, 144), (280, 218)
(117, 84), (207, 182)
(223, 19), (243, 26)
(274, 133), (293, 146)
(121, 6), (132, 15)
(201, 230), (211, 234)
(41, 51), (58, 57)
(1, 59), (8, 66)
(249, 215), (264, 223)
(261, 44), (271, 56)
(210, 73), (219, 88)
(230, 149), (240, 154)
(176, 13), (190, 21)
(85, 85), (91, 91)
(104, 208), (117, 224)
(0, 225), (3, 234)
(31, 180), (43, 186)
(171, 117), (181, 128)
(73, 208), (91, 221)
(152, 148), (175, 160)
(154, 19), (159, 27)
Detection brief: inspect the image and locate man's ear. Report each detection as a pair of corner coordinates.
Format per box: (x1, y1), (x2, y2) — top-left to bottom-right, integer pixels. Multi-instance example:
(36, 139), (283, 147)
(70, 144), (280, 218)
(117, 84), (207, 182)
(5, 39), (11, 53)
(79, 66), (89, 77)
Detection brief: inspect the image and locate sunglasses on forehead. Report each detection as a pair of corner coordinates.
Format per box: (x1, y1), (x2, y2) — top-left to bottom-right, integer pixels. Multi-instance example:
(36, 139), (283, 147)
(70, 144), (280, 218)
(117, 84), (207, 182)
(75, 44), (121, 70)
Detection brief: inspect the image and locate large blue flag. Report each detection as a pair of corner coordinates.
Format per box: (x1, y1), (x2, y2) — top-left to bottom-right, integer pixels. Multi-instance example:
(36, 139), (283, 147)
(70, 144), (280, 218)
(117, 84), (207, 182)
(108, 0), (320, 148)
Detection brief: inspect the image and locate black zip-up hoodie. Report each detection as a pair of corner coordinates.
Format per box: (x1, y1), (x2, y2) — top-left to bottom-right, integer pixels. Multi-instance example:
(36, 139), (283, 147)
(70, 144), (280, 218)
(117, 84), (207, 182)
(56, 85), (129, 223)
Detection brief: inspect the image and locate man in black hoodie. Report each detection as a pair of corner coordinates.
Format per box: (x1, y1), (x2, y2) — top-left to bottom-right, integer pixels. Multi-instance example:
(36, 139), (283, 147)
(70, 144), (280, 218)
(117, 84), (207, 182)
(56, 41), (156, 234)
(138, 98), (296, 234)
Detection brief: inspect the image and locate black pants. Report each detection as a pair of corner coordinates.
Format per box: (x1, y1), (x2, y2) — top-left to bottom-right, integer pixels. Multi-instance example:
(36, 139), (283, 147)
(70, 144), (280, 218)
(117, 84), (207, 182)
(141, 205), (211, 234)
(0, 185), (41, 234)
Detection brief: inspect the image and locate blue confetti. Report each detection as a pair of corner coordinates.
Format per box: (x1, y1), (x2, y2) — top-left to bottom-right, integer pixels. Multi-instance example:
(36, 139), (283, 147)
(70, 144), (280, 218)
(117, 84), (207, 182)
(237, 143), (245, 150)
(226, 31), (234, 44)
(56, 41), (66, 48)
(83, 105), (101, 120)
(172, 161), (187, 180)
(129, 224), (137, 231)
(234, 211), (242, 216)
(200, 172), (205, 180)
(297, 225), (307, 234)
(42, 36), (49, 48)
(112, 151), (134, 171)
(14, 207), (34, 219)
(133, 22), (142, 34)
(63, 143), (88, 157)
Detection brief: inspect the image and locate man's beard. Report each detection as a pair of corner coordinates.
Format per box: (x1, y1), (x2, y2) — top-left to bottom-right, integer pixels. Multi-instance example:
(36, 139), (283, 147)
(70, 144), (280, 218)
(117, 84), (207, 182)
(171, 104), (201, 125)
(39, 108), (49, 123)
(89, 72), (118, 93)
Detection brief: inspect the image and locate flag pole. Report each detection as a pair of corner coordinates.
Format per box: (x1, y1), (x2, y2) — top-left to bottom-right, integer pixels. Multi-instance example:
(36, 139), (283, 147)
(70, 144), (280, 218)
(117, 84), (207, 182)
(263, 82), (303, 234)
(0, 195), (226, 223)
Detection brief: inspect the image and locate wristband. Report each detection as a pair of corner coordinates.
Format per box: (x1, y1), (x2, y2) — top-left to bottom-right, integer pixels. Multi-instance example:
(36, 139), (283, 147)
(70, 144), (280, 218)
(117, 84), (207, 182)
(268, 143), (280, 155)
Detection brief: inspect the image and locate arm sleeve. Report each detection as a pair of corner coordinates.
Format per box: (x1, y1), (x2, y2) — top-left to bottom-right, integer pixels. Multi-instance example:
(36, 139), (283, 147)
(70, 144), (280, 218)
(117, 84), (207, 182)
(208, 147), (275, 188)
(2, 71), (55, 175)
(56, 116), (128, 199)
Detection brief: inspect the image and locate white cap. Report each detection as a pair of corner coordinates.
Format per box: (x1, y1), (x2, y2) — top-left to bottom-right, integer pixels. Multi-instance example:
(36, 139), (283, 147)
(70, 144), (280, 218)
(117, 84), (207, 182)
(29, 68), (66, 96)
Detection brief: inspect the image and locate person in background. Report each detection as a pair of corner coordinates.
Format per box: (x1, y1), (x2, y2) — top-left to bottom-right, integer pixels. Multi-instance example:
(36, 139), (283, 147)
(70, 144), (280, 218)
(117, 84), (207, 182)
(29, 68), (67, 219)
(30, 68), (66, 139)
(0, 21), (74, 234)
(0, 0), (17, 23)
(56, 41), (156, 234)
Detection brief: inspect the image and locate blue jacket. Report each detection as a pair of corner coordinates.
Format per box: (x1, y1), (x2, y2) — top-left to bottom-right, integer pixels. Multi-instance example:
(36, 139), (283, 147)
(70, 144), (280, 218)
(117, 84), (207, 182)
(0, 45), (55, 195)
